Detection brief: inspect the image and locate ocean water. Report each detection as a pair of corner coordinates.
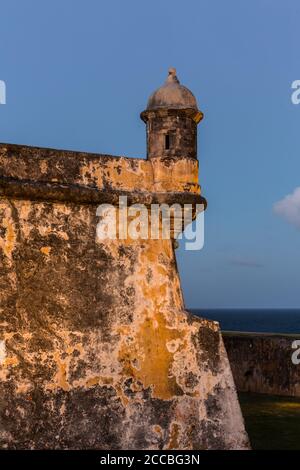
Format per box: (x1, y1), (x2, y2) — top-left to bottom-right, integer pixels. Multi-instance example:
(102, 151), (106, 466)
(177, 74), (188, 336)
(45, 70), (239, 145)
(190, 309), (300, 334)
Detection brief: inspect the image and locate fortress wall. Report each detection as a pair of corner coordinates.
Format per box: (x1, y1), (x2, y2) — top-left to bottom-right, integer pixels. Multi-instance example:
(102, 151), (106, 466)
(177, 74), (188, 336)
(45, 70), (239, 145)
(0, 144), (199, 195)
(0, 143), (249, 449)
(223, 332), (300, 397)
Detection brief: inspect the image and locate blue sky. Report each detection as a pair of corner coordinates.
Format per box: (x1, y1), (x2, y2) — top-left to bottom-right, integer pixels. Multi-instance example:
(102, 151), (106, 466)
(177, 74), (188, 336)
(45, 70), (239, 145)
(0, 0), (299, 308)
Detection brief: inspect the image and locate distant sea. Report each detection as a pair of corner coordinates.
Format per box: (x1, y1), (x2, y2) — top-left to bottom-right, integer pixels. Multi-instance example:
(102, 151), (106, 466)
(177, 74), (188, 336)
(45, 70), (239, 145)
(190, 309), (300, 334)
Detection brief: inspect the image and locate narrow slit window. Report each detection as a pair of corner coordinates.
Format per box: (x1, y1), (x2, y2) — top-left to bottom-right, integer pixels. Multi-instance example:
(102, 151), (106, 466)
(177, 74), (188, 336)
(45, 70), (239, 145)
(165, 134), (170, 150)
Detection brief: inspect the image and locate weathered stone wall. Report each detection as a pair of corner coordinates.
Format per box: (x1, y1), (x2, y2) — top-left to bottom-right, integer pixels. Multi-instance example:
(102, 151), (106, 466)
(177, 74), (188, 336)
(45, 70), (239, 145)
(141, 109), (198, 160)
(0, 143), (249, 449)
(223, 332), (300, 397)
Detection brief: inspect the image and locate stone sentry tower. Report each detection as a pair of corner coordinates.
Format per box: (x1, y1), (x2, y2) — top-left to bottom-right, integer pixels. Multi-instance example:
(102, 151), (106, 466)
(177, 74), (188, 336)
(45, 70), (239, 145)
(0, 70), (249, 449)
(142, 67), (202, 160)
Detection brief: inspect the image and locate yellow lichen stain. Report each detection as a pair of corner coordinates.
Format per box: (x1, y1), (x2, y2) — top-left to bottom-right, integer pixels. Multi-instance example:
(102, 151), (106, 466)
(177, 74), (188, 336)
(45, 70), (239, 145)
(153, 425), (163, 435)
(137, 315), (184, 399)
(118, 312), (185, 400)
(40, 160), (48, 174)
(129, 380), (143, 392)
(156, 265), (168, 276)
(140, 240), (182, 303)
(3, 356), (19, 367)
(49, 352), (70, 392)
(100, 376), (114, 386)
(79, 158), (154, 192)
(37, 226), (52, 237)
(57, 362), (69, 391)
(80, 162), (104, 190)
(150, 158), (199, 194)
(16, 381), (32, 394)
(113, 236), (189, 401)
(0, 215), (16, 259)
(58, 231), (69, 241)
(166, 423), (181, 449)
(86, 375), (114, 388)
(105, 160), (153, 192)
(114, 382), (129, 407)
(40, 246), (51, 256)
(66, 344), (84, 356)
(86, 376), (100, 387)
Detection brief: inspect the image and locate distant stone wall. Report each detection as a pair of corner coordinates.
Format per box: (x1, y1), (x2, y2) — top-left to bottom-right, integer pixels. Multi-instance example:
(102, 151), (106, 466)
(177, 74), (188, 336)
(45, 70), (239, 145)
(223, 332), (300, 397)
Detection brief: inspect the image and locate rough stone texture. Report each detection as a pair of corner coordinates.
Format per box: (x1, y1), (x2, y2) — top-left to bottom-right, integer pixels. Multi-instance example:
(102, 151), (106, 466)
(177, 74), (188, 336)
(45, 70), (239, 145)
(0, 144), (201, 196)
(223, 332), (300, 397)
(0, 144), (248, 449)
(0, 71), (249, 449)
(141, 109), (199, 161)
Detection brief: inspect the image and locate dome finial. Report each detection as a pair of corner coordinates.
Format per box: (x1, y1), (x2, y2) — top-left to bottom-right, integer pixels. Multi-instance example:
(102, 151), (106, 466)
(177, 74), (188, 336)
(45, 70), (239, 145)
(167, 67), (179, 84)
(143, 67), (198, 111)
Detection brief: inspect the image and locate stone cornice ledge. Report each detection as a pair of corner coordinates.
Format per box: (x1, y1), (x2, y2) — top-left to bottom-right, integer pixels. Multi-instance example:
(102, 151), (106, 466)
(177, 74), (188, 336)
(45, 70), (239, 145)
(0, 175), (207, 209)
